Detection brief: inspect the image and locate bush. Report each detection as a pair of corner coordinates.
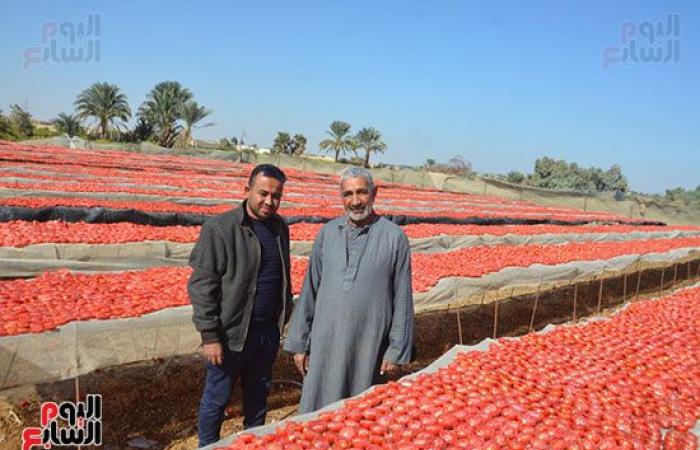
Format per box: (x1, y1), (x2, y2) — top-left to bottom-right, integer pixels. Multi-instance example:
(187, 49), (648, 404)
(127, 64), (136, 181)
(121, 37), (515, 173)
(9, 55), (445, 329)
(506, 170), (526, 184)
(529, 157), (628, 193)
(426, 155), (474, 178)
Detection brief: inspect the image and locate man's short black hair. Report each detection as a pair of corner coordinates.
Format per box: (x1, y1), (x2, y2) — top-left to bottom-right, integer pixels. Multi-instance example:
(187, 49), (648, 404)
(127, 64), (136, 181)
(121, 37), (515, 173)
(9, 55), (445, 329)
(248, 164), (287, 186)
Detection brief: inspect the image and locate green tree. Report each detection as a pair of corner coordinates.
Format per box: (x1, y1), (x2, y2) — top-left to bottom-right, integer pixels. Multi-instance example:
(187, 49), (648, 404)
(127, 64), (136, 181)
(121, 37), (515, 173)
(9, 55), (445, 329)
(603, 164), (628, 192)
(179, 101), (212, 148)
(132, 118), (154, 142)
(425, 158), (436, 167)
(319, 121), (356, 162)
(355, 127), (386, 168)
(52, 113), (83, 138)
(74, 82), (131, 139)
(9, 104), (34, 138)
(531, 157), (628, 192)
(271, 132), (292, 154)
(138, 81), (193, 148)
(0, 109), (15, 139)
(290, 134), (307, 155)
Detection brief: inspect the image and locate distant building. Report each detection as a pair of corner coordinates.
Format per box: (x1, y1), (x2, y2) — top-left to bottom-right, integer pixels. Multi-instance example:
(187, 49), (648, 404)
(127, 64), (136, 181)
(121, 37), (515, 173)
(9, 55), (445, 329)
(302, 153), (335, 162)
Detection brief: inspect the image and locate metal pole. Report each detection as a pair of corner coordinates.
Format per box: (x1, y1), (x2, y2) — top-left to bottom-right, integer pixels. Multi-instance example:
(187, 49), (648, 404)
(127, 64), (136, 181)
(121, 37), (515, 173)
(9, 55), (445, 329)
(597, 277), (604, 313)
(659, 268), (665, 293)
(572, 283), (578, 322)
(622, 273), (627, 302)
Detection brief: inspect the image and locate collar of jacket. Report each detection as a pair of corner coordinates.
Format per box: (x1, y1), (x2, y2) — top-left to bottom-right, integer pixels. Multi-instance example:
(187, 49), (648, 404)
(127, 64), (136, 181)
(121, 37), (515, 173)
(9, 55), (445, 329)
(338, 212), (380, 230)
(234, 200), (285, 232)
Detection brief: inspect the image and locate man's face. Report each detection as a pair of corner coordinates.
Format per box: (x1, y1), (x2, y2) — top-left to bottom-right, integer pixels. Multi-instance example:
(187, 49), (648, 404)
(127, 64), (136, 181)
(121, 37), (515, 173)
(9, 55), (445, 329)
(341, 176), (375, 223)
(244, 174), (284, 220)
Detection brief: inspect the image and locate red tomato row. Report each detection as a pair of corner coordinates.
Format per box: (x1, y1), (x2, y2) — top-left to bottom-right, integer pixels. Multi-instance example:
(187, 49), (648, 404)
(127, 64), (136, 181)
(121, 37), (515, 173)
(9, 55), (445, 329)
(0, 141), (639, 223)
(1, 237), (698, 336)
(0, 195), (647, 224)
(2, 220), (697, 248)
(224, 287), (700, 450)
(0, 267), (191, 336)
(409, 237), (700, 292)
(0, 176), (619, 220)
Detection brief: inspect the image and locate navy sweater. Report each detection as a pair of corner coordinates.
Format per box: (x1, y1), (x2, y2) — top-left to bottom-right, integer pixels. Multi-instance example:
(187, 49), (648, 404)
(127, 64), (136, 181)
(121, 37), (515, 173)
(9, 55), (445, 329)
(250, 218), (283, 324)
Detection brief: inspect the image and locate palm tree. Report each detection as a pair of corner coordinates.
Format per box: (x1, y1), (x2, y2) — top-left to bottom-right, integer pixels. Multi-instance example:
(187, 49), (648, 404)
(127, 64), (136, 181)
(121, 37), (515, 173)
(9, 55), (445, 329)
(9, 104), (34, 138)
(52, 113), (83, 138)
(319, 120), (356, 162)
(179, 101), (212, 148)
(355, 127), (386, 168)
(138, 81), (193, 148)
(271, 132), (292, 154)
(291, 134), (307, 155)
(74, 82), (131, 139)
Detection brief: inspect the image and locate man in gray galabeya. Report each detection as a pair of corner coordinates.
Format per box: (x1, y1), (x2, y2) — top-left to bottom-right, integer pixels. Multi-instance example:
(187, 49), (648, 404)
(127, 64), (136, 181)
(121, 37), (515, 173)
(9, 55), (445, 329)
(284, 166), (415, 414)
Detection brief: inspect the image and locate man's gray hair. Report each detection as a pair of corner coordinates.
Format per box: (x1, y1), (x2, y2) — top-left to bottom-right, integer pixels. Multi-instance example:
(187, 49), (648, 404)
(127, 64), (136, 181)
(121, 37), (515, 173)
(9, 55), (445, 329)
(340, 166), (375, 193)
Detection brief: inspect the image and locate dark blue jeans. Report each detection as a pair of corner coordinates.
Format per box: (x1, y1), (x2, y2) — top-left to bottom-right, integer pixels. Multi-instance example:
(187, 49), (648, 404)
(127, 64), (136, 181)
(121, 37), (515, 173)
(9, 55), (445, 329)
(197, 323), (280, 448)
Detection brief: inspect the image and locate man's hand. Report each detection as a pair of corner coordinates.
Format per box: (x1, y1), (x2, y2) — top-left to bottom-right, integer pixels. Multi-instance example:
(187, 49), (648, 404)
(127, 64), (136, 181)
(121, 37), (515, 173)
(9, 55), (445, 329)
(202, 342), (223, 366)
(293, 353), (309, 376)
(380, 360), (399, 375)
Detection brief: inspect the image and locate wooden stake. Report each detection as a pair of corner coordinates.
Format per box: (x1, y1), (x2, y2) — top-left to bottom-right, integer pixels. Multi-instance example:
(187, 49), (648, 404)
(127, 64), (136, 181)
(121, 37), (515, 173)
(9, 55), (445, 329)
(622, 273), (628, 302)
(75, 376), (81, 450)
(529, 282), (542, 333)
(455, 306), (464, 345)
(493, 299), (499, 339)
(659, 268), (665, 293)
(635, 269), (643, 299)
(572, 283), (579, 322)
(672, 263), (678, 286)
(597, 277), (604, 313)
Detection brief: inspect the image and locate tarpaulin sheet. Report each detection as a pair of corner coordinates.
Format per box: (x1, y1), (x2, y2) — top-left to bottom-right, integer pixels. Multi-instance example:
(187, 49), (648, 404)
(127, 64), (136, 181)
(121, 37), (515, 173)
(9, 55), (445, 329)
(0, 205), (664, 227)
(201, 342), (496, 449)
(2, 231), (698, 276)
(0, 249), (696, 388)
(202, 283), (700, 449)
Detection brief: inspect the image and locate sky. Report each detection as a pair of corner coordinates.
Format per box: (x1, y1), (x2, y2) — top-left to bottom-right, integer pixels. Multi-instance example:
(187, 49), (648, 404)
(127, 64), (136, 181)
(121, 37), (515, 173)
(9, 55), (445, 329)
(0, 0), (697, 194)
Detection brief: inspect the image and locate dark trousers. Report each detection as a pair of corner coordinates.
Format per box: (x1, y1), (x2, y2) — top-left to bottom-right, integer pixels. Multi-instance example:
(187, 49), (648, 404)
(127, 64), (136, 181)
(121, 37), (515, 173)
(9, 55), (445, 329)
(197, 323), (280, 448)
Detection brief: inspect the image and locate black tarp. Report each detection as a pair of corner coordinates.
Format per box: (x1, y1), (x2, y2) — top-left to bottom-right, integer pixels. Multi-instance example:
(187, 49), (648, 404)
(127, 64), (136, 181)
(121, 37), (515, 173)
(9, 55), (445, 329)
(0, 205), (666, 227)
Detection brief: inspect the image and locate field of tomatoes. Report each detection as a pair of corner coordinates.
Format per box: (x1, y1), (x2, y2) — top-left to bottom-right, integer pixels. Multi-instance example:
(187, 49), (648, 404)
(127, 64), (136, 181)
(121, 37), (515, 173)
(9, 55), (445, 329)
(0, 267), (191, 335)
(221, 287), (700, 450)
(0, 141), (644, 224)
(1, 237), (699, 336)
(2, 219), (697, 248)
